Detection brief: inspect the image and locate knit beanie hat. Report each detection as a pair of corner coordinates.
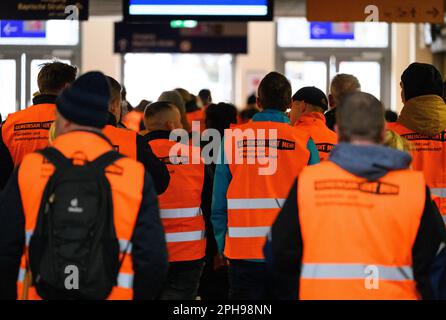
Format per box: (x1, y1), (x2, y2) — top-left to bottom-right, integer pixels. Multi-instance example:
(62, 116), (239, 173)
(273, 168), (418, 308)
(56, 71), (111, 128)
(401, 63), (444, 101)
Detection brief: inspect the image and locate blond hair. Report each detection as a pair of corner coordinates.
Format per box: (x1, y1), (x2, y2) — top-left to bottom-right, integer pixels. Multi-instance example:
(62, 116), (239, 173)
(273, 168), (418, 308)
(384, 130), (412, 153)
(330, 74), (361, 106)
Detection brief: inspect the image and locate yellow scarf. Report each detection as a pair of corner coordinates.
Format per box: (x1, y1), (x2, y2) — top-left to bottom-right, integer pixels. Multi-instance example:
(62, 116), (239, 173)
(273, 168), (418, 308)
(398, 95), (446, 136)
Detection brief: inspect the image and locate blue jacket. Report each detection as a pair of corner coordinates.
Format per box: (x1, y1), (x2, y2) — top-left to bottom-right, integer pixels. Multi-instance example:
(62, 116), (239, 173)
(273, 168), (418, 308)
(211, 109), (320, 260)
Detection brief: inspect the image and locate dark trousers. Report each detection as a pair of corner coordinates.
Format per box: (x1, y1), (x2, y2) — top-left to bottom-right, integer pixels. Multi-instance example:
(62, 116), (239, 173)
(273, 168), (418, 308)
(159, 259), (204, 300)
(228, 260), (272, 300)
(198, 260), (229, 300)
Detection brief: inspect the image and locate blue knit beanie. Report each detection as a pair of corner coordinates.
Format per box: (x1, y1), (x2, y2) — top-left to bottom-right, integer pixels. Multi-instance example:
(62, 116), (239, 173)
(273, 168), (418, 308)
(56, 71), (110, 128)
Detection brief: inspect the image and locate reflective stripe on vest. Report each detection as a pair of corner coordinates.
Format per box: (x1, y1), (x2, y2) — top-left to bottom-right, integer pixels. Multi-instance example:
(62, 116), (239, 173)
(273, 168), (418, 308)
(18, 268), (26, 282)
(431, 188), (446, 198)
(119, 239), (133, 254)
(228, 198), (286, 210)
(160, 207), (202, 219)
(26, 231), (33, 246)
(165, 231), (205, 243)
(228, 226), (271, 238)
(301, 263), (414, 281)
(117, 273), (134, 289)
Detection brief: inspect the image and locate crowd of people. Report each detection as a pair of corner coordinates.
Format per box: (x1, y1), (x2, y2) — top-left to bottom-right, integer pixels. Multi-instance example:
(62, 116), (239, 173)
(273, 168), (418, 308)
(0, 60), (445, 300)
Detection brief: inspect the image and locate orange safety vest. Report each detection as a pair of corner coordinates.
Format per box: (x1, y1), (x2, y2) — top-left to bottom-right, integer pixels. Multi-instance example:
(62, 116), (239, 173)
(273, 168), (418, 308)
(298, 161), (424, 300)
(148, 137), (206, 262)
(17, 131), (145, 300)
(1, 103), (55, 165)
(224, 121), (310, 259)
(388, 122), (446, 221)
(187, 109), (205, 132)
(122, 111), (144, 132)
(294, 112), (337, 161)
(103, 125), (137, 159)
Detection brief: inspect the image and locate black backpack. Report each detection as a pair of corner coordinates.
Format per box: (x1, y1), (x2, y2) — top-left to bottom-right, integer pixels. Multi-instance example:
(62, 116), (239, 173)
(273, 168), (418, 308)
(28, 147), (125, 300)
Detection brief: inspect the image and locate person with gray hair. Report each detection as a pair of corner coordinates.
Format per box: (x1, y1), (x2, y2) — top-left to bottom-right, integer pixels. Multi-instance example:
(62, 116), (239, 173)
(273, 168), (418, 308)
(325, 73), (361, 130)
(158, 90), (191, 132)
(267, 91), (446, 300)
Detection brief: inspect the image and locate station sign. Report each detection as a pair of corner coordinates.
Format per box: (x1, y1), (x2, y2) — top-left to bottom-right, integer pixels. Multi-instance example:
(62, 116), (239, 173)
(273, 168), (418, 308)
(0, 0), (89, 21)
(307, 0), (444, 23)
(114, 22), (248, 54)
(0, 21), (46, 38)
(310, 22), (354, 40)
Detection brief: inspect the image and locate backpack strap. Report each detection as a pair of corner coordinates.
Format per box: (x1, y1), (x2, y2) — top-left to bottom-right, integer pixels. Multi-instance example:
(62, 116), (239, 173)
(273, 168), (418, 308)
(37, 147), (72, 171)
(90, 151), (124, 172)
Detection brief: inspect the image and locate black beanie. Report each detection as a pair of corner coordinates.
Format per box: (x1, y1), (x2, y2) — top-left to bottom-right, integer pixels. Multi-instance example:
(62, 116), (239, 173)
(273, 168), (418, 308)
(56, 71), (110, 128)
(401, 63), (444, 101)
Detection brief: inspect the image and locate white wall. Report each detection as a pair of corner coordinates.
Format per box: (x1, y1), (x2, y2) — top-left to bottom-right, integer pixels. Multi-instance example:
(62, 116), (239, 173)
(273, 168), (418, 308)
(235, 22), (276, 107)
(81, 16), (121, 80)
(391, 23), (434, 113)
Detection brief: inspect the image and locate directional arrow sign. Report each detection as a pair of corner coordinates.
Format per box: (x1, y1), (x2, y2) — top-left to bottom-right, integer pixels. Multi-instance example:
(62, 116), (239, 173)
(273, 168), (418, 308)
(0, 21), (46, 38)
(307, 0), (444, 23)
(3, 23), (18, 36)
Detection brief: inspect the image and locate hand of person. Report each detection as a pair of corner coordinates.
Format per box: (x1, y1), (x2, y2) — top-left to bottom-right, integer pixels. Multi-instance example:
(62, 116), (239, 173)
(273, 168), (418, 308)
(213, 254), (229, 270)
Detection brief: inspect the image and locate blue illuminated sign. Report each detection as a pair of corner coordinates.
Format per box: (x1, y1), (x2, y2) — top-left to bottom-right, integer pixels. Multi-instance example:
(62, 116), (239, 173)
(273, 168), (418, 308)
(310, 22), (355, 40)
(0, 20), (46, 38)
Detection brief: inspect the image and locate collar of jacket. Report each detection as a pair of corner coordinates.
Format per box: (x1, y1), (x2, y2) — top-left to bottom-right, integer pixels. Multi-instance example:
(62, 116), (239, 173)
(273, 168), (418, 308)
(398, 94), (446, 136)
(145, 130), (171, 141)
(252, 109), (290, 124)
(32, 94), (57, 106)
(295, 112), (326, 127)
(329, 142), (412, 180)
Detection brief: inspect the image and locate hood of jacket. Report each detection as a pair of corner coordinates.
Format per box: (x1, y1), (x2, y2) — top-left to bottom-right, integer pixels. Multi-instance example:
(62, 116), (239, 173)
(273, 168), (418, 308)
(398, 95), (446, 136)
(329, 143), (412, 180)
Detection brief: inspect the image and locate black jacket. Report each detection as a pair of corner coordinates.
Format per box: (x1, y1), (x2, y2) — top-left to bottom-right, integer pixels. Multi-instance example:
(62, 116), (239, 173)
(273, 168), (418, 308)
(107, 113), (170, 195)
(267, 180), (446, 300)
(0, 155), (169, 300)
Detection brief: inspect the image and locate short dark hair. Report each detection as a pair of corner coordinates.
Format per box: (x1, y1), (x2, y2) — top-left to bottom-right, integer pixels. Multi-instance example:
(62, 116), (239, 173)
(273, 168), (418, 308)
(247, 93), (257, 105)
(336, 92), (385, 144)
(106, 76), (122, 102)
(240, 108), (259, 122)
(385, 110), (398, 123)
(205, 103), (238, 136)
(257, 72), (292, 111)
(144, 101), (175, 120)
(37, 61), (77, 94)
(199, 89), (212, 105)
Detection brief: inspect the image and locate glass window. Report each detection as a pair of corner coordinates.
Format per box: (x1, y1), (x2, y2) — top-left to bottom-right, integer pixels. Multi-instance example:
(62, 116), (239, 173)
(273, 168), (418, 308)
(338, 61), (381, 99)
(285, 61), (327, 94)
(277, 18), (388, 48)
(124, 53), (233, 106)
(0, 59), (16, 120)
